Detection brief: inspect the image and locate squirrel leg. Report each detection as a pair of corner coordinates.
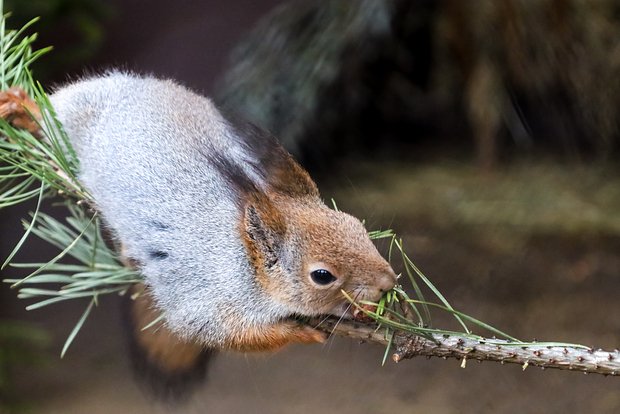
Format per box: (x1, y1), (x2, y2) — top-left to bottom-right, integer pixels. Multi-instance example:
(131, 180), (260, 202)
(229, 321), (327, 352)
(125, 284), (213, 401)
(0, 87), (42, 136)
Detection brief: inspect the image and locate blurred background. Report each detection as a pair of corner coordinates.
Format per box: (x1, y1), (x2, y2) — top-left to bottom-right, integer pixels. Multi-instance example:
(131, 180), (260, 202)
(1, 0), (619, 412)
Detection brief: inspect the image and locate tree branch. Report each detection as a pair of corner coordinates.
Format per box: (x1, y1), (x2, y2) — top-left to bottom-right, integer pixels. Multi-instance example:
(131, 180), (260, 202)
(311, 317), (620, 377)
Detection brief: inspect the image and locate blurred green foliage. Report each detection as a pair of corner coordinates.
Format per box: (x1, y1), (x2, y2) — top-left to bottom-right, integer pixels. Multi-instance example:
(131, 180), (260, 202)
(4, 0), (111, 81)
(0, 320), (50, 413)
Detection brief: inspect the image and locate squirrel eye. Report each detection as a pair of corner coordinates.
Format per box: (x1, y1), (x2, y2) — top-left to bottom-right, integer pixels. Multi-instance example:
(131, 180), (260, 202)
(310, 269), (337, 286)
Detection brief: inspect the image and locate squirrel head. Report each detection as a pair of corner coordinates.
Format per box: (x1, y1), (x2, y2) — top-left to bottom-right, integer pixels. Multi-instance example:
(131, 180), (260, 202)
(241, 192), (397, 319)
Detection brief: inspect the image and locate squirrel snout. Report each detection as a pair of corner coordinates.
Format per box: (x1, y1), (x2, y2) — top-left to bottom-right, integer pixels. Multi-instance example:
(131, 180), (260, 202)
(363, 272), (397, 304)
(376, 270), (397, 294)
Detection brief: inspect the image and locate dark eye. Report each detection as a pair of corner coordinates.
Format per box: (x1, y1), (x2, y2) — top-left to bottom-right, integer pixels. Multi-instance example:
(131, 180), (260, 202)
(310, 269), (337, 285)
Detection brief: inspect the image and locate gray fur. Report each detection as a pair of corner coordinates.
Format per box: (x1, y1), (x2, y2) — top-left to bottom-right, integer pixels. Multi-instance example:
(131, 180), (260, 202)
(50, 72), (291, 347)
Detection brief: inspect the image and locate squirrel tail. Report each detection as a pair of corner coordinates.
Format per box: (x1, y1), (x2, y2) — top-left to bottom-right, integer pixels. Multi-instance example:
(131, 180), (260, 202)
(122, 285), (213, 402)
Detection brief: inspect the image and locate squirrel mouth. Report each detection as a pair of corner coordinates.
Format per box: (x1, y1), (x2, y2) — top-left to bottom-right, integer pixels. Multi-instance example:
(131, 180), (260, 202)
(330, 302), (378, 322)
(351, 303), (378, 323)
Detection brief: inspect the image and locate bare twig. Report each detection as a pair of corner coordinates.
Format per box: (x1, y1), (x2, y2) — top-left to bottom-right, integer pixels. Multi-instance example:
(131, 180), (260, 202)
(311, 317), (620, 377)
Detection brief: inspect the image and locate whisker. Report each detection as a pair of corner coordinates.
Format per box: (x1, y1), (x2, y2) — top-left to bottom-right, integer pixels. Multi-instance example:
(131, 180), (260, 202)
(328, 301), (353, 336)
(313, 313), (334, 330)
(324, 288), (363, 342)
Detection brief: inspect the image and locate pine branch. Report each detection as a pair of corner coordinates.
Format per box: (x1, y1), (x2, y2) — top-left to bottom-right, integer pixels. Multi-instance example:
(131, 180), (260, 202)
(312, 317), (620, 376)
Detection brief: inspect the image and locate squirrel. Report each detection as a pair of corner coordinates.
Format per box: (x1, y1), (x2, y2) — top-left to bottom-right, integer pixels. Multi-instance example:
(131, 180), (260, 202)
(1, 72), (397, 395)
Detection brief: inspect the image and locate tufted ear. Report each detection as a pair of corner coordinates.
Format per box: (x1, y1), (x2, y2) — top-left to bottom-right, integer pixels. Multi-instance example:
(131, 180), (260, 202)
(242, 194), (287, 269)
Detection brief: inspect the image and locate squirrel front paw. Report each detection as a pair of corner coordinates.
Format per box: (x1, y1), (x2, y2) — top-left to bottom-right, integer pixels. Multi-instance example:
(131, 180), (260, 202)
(286, 323), (328, 346)
(0, 87), (41, 135)
(229, 321), (327, 352)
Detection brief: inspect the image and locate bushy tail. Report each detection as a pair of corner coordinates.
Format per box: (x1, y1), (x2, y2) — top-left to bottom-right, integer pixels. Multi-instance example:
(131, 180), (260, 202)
(123, 285), (213, 402)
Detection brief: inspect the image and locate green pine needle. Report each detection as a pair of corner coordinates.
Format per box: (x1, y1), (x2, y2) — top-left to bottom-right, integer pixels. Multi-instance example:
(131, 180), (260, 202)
(1, 181), (44, 269)
(0, 5), (86, 209)
(3, 204), (141, 355)
(61, 297), (94, 358)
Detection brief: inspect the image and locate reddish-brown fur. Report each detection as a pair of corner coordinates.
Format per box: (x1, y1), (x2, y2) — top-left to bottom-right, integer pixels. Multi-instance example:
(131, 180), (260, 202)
(0, 87), (41, 135)
(130, 285), (207, 371)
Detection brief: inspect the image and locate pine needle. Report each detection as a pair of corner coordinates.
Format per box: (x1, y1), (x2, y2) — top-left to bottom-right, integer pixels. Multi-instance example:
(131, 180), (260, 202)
(61, 297), (94, 358)
(1, 181), (44, 269)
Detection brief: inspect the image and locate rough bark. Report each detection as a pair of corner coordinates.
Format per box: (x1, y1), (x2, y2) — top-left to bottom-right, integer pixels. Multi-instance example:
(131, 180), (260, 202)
(311, 317), (620, 377)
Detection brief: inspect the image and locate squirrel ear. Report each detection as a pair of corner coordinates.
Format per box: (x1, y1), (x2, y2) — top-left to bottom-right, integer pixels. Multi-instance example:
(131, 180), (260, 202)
(243, 195), (287, 268)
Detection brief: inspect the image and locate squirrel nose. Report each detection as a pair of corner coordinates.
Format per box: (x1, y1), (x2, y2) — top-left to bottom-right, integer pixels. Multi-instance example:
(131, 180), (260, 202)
(377, 269), (397, 293)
